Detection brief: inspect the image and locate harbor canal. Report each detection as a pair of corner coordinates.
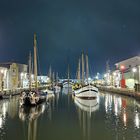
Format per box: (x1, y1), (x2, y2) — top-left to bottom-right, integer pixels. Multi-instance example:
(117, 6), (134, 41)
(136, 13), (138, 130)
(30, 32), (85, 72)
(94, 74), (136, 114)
(0, 91), (140, 140)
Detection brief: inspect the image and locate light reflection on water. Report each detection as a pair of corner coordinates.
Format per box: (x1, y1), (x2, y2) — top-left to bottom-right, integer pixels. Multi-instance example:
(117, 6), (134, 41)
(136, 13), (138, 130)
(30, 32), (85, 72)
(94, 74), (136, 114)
(0, 92), (140, 140)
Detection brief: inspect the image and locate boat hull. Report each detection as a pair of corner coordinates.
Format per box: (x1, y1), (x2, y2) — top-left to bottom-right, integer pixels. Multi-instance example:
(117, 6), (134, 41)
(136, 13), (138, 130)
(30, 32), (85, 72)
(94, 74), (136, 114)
(20, 91), (47, 107)
(74, 85), (98, 99)
(63, 82), (73, 88)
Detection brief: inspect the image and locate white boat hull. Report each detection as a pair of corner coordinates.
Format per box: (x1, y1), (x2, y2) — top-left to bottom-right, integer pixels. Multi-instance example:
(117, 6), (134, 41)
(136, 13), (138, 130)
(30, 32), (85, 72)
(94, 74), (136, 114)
(74, 85), (98, 99)
(63, 82), (73, 88)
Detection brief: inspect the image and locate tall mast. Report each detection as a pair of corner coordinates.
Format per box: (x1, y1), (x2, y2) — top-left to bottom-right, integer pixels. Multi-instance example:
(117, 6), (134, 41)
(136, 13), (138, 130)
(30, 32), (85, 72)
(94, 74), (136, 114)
(77, 58), (81, 81)
(52, 71), (55, 86)
(82, 52), (85, 85)
(49, 65), (52, 82)
(56, 72), (58, 85)
(68, 64), (70, 81)
(29, 52), (32, 90)
(67, 64), (70, 89)
(106, 60), (110, 73)
(86, 54), (89, 82)
(34, 33), (38, 89)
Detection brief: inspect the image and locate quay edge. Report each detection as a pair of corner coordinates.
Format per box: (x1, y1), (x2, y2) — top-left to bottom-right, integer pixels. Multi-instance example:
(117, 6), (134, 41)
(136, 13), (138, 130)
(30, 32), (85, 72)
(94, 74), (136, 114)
(98, 86), (140, 100)
(0, 86), (47, 99)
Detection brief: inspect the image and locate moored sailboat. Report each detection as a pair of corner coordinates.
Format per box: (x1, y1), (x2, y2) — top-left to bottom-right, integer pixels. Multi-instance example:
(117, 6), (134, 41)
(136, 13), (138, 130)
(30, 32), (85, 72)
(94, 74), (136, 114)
(20, 34), (47, 107)
(73, 53), (99, 99)
(63, 64), (73, 93)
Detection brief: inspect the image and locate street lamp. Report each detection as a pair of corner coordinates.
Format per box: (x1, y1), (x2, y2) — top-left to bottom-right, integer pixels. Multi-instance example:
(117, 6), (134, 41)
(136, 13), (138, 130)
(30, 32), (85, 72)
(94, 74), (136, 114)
(132, 67), (137, 73)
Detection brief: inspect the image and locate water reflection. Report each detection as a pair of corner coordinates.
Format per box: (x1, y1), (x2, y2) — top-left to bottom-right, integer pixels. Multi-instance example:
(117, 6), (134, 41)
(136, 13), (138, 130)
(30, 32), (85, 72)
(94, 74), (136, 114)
(134, 111), (140, 128)
(1, 91), (140, 140)
(0, 101), (8, 129)
(134, 101), (140, 129)
(103, 93), (140, 140)
(62, 87), (73, 95)
(74, 97), (99, 140)
(19, 104), (46, 140)
(74, 97), (99, 114)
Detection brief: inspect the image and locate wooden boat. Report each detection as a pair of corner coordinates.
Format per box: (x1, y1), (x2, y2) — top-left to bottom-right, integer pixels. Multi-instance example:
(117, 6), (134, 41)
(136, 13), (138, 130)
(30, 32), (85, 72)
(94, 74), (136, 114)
(20, 90), (47, 106)
(20, 34), (47, 106)
(73, 53), (99, 99)
(74, 84), (98, 99)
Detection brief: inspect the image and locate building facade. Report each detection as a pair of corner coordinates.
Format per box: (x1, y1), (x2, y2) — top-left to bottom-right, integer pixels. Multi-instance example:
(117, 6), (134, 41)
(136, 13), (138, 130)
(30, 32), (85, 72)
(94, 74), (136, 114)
(114, 56), (140, 89)
(0, 62), (28, 90)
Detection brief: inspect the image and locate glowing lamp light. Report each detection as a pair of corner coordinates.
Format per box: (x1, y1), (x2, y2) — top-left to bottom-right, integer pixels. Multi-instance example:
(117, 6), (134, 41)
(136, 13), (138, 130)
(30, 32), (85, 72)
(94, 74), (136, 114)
(104, 74), (107, 78)
(95, 76), (99, 80)
(31, 74), (34, 79)
(120, 65), (125, 70)
(20, 73), (24, 78)
(1, 69), (4, 74)
(132, 67), (137, 73)
(88, 77), (92, 81)
(113, 72), (117, 76)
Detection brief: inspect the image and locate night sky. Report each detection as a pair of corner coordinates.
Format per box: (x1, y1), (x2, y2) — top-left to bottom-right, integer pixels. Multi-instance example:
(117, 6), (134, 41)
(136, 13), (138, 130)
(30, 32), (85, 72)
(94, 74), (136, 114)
(0, 0), (140, 78)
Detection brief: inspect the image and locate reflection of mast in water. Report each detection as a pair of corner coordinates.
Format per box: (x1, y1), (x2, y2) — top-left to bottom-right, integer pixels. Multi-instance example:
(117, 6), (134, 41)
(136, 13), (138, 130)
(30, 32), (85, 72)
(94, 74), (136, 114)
(19, 104), (46, 140)
(74, 97), (99, 140)
(28, 119), (37, 140)
(48, 96), (55, 121)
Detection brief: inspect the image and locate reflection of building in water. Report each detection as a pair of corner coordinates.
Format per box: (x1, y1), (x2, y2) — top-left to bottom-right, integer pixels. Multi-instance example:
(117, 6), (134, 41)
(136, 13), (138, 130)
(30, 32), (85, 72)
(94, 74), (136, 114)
(105, 94), (113, 113)
(19, 104), (46, 140)
(114, 96), (122, 117)
(74, 97), (99, 140)
(104, 93), (140, 140)
(0, 101), (8, 129)
(122, 109), (127, 127)
(134, 101), (140, 129)
(134, 111), (140, 128)
(7, 97), (19, 118)
(0, 98), (19, 130)
(105, 94), (123, 116)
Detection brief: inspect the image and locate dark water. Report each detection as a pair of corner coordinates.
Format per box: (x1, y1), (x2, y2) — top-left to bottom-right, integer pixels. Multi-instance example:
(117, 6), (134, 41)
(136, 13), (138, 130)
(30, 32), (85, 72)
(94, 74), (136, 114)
(0, 91), (140, 140)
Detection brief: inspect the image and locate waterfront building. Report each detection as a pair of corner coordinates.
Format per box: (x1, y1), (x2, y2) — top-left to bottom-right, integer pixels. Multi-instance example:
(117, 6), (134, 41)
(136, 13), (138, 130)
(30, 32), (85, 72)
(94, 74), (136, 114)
(0, 62), (28, 90)
(37, 76), (50, 85)
(0, 67), (8, 91)
(114, 56), (140, 89)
